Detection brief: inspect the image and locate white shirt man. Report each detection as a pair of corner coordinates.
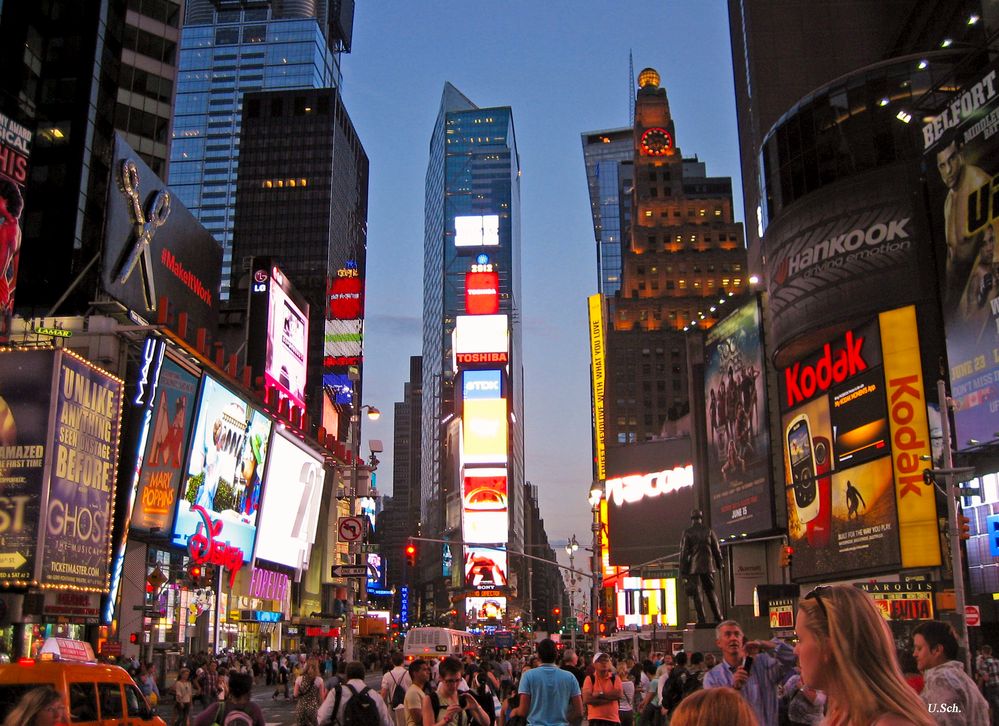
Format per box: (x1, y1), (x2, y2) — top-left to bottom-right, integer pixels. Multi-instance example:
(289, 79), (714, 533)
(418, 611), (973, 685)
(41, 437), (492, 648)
(318, 662), (395, 726)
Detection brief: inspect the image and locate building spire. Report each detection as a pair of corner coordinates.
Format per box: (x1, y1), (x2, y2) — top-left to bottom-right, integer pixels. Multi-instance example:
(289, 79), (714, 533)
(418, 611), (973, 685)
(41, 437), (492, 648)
(629, 50), (635, 127)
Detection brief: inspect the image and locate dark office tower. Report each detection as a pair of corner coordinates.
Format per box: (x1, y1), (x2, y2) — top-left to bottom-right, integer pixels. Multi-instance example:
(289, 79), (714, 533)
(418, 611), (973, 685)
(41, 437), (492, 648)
(601, 69), (746, 446)
(728, 0), (994, 273)
(0, 1), (125, 315)
(582, 128), (633, 297)
(231, 87), (368, 428)
(117, 0), (182, 177)
(376, 356), (423, 594)
(422, 83), (526, 621)
(169, 0), (352, 300)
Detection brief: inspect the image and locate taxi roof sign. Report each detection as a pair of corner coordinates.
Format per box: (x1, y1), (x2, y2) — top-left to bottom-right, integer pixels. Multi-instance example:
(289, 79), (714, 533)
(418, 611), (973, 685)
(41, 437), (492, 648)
(39, 637), (96, 663)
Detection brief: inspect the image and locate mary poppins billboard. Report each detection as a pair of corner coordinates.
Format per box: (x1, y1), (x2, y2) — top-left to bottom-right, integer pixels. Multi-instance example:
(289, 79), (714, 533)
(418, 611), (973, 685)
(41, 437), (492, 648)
(101, 135), (221, 331)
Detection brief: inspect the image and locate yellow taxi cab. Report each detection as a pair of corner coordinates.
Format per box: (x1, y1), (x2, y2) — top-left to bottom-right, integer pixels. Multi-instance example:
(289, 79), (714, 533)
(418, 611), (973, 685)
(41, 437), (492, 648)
(0, 638), (166, 725)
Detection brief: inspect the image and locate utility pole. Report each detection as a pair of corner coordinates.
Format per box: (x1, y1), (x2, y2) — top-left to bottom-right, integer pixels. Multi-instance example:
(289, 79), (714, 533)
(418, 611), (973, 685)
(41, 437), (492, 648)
(589, 485), (603, 655)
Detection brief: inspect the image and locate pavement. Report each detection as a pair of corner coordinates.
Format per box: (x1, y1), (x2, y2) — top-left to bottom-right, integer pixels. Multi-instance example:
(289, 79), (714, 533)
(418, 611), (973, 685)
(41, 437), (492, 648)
(168, 671), (385, 726)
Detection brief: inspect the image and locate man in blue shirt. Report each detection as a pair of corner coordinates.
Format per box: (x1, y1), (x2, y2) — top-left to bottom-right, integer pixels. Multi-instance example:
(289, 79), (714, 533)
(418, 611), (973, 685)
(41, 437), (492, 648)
(703, 619), (795, 726)
(516, 639), (582, 726)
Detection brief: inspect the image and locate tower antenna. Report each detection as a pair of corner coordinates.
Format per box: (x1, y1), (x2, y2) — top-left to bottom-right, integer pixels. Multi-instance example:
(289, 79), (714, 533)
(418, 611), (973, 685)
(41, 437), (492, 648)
(629, 50), (635, 127)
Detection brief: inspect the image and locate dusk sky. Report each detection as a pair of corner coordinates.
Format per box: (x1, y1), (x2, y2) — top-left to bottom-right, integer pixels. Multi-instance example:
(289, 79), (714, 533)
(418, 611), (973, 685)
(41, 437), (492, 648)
(339, 1), (744, 568)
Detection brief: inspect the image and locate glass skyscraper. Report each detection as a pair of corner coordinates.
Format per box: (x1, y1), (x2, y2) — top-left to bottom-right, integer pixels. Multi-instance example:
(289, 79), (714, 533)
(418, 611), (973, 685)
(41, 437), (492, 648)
(167, 0), (345, 299)
(422, 83), (526, 618)
(581, 128), (633, 297)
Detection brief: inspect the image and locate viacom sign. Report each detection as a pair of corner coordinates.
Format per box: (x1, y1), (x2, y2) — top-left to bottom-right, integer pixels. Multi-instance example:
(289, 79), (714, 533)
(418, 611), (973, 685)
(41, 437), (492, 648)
(764, 173), (928, 356)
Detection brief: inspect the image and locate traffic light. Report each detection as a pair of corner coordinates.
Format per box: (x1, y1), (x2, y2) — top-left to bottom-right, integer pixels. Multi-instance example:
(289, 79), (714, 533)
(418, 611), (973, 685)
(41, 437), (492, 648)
(780, 545), (794, 568)
(189, 564), (203, 587)
(129, 632), (140, 645)
(598, 621), (608, 635)
(582, 622), (592, 635)
(552, 607), (561, 616)
(959, 515), (972, 540)
(405, 543), (417, 567)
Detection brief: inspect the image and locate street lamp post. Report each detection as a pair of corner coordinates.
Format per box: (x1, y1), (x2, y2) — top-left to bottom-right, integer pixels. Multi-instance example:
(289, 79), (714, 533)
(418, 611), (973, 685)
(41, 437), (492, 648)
(343, 400), (380, 662)
(589, 485), (603, 655)
(565, 535), (579, 650)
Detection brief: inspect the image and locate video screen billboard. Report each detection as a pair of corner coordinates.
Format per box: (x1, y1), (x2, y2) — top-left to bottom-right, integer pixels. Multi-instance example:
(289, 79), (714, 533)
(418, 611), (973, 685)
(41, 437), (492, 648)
(462, 468), (508, 544)
(465, 271), (499, 315)
(172, 376), (272, 562)
(464, 547), (507, 589)
(41, 353), (123, 590)
(703, 297), (773, 538)
(778, 306), (939, 579)
(606, 465), (695, 566)
(461, 398), (508, 465)
(0, 111), (31, 341)
(454, 315), (508, 357)
(455, 214), (499, 247)
(132, 357), (198, 531)
(922, 63), (999, 449)
(0, 351), (56, 583)
(247, 260), (309, 412)
(255, 430), (324, 570)
(466, 596), (506, 622)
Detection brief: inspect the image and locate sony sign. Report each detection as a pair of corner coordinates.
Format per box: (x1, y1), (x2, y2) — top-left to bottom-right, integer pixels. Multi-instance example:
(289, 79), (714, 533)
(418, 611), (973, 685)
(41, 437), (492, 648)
(605, 465), (694, 507)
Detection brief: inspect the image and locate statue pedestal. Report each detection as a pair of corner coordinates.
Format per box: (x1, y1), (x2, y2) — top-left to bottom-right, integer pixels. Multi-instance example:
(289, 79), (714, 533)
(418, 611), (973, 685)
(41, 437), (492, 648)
(682, 624), (718, 655)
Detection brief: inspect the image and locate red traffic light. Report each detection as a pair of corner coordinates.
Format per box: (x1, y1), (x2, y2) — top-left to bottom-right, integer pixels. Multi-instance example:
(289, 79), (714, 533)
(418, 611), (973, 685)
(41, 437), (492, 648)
(552, 607), (561, 616)
(959, 515), (972, 541)
(129, 632), (140, 645)
(405, 543), (417, 567)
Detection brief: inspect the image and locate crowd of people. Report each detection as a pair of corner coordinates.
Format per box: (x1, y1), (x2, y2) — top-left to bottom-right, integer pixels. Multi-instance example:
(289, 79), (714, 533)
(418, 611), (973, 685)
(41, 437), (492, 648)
(5, 586), (999, 726)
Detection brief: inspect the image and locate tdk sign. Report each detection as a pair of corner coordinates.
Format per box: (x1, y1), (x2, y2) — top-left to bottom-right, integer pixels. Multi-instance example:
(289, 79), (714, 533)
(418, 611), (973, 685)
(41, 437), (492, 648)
(463, 370), (502, 400)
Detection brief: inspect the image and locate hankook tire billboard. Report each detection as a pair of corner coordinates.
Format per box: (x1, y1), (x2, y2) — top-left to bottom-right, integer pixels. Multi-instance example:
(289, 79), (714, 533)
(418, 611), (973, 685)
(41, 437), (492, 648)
(764, 165), (934, 363)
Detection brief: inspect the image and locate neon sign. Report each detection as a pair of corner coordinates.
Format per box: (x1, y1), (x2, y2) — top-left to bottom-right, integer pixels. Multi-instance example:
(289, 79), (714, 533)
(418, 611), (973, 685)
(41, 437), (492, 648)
(188, 504), (245, 588)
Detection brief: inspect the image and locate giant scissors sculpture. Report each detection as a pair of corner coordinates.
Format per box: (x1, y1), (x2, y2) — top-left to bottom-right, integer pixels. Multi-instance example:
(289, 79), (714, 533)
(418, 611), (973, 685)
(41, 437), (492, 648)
(118, 159), (170, 311)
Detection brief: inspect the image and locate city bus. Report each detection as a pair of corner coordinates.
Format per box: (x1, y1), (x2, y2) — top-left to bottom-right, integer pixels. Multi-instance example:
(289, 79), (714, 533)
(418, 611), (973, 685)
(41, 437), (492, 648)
(402, 627), (478, 662)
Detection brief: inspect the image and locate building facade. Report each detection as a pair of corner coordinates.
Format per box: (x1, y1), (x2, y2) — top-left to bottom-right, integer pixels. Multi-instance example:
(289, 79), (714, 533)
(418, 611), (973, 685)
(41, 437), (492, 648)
(581, 128), (634, 297)
(167, 0), (350, 300)
(421, 83), (527, 623)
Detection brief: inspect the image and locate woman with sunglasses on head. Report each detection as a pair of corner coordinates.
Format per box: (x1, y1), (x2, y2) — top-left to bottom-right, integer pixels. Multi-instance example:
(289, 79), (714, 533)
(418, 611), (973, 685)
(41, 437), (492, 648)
(795, 585), (934, 726)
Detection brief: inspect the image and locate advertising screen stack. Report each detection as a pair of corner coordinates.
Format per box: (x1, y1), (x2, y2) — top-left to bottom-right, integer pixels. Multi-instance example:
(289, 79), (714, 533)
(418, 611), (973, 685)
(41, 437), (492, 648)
(454, 238), (510, 626)
(0, 111), (32, 342)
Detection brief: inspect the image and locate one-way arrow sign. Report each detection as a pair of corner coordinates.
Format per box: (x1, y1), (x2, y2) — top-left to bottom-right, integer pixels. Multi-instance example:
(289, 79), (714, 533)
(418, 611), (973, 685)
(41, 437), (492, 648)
(330, 564), (370, 578)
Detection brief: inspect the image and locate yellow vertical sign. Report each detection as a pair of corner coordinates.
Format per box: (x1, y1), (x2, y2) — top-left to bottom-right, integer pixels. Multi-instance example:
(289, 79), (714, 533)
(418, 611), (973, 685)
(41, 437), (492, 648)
(879, 305), (941, 567)
(588, 294), (606, 481)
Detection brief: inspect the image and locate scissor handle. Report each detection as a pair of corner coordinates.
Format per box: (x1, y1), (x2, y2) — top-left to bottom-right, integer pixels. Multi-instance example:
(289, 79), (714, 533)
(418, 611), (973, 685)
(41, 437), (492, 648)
(147, 190), (171, 227)
(121, 160), (145, 223)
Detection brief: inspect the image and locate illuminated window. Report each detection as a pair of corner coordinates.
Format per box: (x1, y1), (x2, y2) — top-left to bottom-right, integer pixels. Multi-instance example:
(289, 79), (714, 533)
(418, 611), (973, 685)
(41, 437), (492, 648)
(645, 210), (652, 217)
(678, 280), (687, 289)
(714, 209), (722, 216)
(263, 180), (272, 188)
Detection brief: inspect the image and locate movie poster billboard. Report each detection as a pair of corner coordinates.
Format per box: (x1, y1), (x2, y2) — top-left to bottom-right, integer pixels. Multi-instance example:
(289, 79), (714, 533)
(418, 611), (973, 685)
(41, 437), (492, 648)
(922, 64), (999, 449)
(132, 357), (198, 531)
(703, 297), (773, 538)
(172, 376), (272, 562)
(246, 259), (309, 412)
(40, 353), (124, 589)
(777, 307), (940, 579)
(0, 111), (32, 342)
(255, 430), (324, 571)
(0, 351), (55, 583)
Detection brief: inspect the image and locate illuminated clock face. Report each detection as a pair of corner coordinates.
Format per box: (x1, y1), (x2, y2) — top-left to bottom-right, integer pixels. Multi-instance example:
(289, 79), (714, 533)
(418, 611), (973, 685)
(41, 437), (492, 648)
(641, 127), (673, 156)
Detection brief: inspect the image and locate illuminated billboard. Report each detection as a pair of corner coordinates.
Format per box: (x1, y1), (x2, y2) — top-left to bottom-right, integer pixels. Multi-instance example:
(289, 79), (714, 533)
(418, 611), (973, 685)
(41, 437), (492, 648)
(604, 439), (695, 566)
(779, 306), (939, 580)
(327, 272), (363, 321)
(246, 260), (309, 413)
(322, 372), (353, 405)
(324, 320), (363, 365)
(255, 430), (324, 571)
(464, 547), (507, 589)
(616, 577), (678, 628)
(588, 295), (606, 481)
(454, 315), (508, 357)
(462, 468), (508, 543)
(0, 350), (124, 591)
(466, 596), (506, 622)
(0, 111), (31, 341)
(703, 297), (773, 538)
(461, 398), (508, 465)
(465, 271), (499, 315)
(172, 376), (272, 562)
(922, 62), (999, 450)
(132, 356), (198, 531)
(455, 214), (499, 247)
(462, 370), (502, 400)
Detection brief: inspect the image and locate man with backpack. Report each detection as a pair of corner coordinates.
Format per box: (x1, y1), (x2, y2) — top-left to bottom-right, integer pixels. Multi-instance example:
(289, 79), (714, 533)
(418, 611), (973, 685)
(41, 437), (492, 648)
(381, 653), (413, 711)
(318, 661), (394, 726)
(192, 672), (264, 726)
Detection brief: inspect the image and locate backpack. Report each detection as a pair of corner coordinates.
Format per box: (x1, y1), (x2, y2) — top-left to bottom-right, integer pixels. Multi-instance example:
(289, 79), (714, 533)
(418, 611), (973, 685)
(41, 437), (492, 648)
(297, 678), (323, 726)
(661, 668), (688, 714)
(210, 703), (254, 726)
(343, 684), (381, 726)
(389, 672), (407, 708)
(680, 670), (703, 700)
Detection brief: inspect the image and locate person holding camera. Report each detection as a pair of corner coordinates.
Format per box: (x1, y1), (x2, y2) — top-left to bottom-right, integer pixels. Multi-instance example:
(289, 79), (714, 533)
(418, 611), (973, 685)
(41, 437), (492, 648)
(424, 657), (490, 726)
(703, 620), (794, 726)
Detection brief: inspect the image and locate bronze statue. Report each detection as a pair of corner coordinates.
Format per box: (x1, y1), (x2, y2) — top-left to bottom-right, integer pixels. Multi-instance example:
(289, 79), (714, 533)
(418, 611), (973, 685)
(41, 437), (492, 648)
(678, 509), (724, 624)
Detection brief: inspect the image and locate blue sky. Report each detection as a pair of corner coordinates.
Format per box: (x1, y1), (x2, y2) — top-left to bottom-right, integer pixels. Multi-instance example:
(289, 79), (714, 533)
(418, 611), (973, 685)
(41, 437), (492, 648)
(340, 1), (744, 564)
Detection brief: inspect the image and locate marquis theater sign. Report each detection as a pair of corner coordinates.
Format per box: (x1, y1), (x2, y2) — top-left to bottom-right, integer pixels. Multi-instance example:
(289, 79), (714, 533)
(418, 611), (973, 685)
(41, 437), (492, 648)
(101, 135), (221, 331)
